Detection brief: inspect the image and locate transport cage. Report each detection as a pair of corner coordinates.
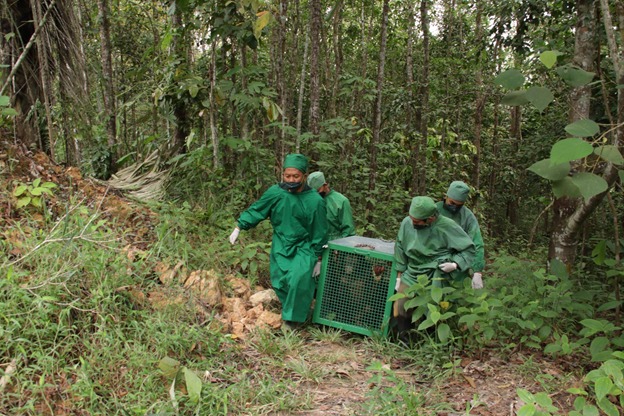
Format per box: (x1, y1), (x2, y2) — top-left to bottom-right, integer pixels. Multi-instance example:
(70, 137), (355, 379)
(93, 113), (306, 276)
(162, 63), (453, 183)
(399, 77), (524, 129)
(313, 236), (398, 337)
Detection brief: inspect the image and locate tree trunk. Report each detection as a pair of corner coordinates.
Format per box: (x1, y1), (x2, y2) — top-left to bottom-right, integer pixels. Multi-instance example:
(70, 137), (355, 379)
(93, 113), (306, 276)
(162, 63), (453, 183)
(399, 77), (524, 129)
(416, 0), (429, 194)
(3, 0), (43, 150)
(472, 1), (485, 192)
(208, 40), (219, 168)
(278, 0), (288, 159)
(329, 0), (343, 119)
(548, 0), (598, 267)
(308, 0), (321, 136)
(296, 35), (309, 152)
(30, 0), (54, 159)
(365, 0), (390, 234)
(171, 2), (188, 154)
(97, 0), (117, 176)
(405, 1), (416, 195)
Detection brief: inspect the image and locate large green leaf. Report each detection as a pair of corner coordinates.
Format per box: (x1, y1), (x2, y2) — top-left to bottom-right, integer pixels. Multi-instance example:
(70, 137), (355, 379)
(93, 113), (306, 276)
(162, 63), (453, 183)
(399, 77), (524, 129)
(597, 398), (620, 416)
(539, 50), (562, 69)
(495, 69), (525, 90)
(550, 258), (569, 279)
(437, 323), (450, 343)
(594, 145), (624, 165)
(417, 318), (435, 331)
(159, 357), (181, 379)
(552, 177), (581, 198)
(13, 185), (27, 197)
(565, 119), (600, 137)
(517, 404), (536, 416)
(570, 172), (608, 201)
(526, 86), (554, 111)
(527, 159), (570, 181)
(501, 91), (529, 106)
(431, 286), (443, 303)
(555, 65), (595, 87)
(1, 108), (17, 116)
(550, 138), (593, 163)
(182, 367), (202, 404)
(0, 95), (9, 106)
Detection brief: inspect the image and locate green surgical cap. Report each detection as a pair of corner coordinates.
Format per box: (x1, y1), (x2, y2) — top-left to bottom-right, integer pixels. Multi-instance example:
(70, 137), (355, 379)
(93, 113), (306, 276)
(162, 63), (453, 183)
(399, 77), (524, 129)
(447, 181), (470, 202)
(283, 153), (308, 173)
(409, 196), (437, 219)
(307, 171), (326, 190)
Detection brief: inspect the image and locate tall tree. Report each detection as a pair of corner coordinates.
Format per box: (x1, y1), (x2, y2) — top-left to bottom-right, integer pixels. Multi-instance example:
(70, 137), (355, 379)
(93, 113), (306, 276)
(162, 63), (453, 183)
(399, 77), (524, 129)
(171, 0), (189, 154)
(548, 0), (598, 266)
(97, 0), (117, 176)
(308, 0), (321, 136)
(30, 0), (54, 158)
(329, 0), (343, 119)
(471, 0), (485, 191)
(366, 0), (390, 233)
(412, 0), (429, 195)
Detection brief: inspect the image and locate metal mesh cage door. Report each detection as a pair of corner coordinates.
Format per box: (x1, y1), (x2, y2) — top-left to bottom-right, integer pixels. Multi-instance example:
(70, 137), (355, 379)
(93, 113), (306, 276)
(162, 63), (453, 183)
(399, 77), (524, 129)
(313, 236), (397, 337)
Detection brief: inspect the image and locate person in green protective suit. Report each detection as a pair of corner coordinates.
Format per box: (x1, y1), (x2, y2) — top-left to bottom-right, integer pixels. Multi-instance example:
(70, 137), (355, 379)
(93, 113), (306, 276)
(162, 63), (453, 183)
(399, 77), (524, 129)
(436, 181), (485, 289)
(393, 196), (476, 333)
(307, 171), (355, 241)
(228, 154), (328, 329)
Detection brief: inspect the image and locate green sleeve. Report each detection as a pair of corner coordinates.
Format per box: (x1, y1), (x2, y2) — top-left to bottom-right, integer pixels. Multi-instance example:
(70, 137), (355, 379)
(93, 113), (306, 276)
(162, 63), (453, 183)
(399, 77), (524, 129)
(393, 219), (408, 273)
(237, 186), (279, 230)
(338, 198), (356, 237)
(468, 225), (485, 272)
(311, 198), (328, 257)
(464, 213), (485, 272)
(446, 223), (476, 272)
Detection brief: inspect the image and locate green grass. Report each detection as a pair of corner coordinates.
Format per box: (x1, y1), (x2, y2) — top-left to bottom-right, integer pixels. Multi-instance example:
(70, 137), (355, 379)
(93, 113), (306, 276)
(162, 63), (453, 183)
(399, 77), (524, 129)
(0, 200), (614, 415)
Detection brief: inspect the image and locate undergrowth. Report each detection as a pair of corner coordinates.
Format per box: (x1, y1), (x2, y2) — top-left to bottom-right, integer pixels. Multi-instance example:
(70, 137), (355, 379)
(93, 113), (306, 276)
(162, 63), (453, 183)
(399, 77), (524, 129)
(1, 198), (623, 415)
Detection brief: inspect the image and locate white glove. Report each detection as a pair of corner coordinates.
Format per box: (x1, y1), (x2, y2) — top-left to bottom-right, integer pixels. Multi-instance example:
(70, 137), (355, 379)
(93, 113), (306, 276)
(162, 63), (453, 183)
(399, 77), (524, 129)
(312, 260), (322, 277)
(394, 277), (401, 292)
(439, 262), (458, 273)
(229, 227), (240, 245)
(472, 272), (483, 289)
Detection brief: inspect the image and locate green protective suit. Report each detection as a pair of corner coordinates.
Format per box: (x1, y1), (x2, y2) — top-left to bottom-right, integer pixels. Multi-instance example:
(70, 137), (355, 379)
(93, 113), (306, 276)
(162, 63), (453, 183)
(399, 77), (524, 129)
(237, 184), (328, 322)
(324, 190), (356, 241)
(435, 201), (485, 273)
(394, 216), (476, 287)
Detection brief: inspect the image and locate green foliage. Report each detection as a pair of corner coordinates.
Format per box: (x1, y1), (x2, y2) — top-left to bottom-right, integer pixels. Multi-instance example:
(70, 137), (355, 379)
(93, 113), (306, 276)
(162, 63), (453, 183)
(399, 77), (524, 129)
(0, 94), (17, 117)
(516, 388), (559, 415)
(12, 178), (57, 210)
(497, 51), (622, 203)
(550, 138), (593, 163)
(158, 356), (203, 407)
(391, 254), (601, 353)
(362, 361), (429, 415)
(527, 159), (570, 181)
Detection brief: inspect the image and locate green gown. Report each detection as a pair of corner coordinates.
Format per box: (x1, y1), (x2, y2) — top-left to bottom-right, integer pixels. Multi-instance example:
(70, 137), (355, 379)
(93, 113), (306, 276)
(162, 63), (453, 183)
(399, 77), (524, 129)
(237, 184), (328, 322)
(394, 216), (476, 287)
(324, 190), (356, 241)
(435, 201), (485, 274)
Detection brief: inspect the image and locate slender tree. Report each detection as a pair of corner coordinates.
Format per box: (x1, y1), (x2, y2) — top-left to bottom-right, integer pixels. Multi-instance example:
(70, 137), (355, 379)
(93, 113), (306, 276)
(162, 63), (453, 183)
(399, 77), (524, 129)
(308, 0), (321, 136)
(366, 0), (390, 233)
(171, 0), (189, 154)
(97, 0), (117, 176)
(413, 0), (429, 195)
(30, 0), (54, 158)
(471, 0), (485, 191)
(548, 0), (598, 266)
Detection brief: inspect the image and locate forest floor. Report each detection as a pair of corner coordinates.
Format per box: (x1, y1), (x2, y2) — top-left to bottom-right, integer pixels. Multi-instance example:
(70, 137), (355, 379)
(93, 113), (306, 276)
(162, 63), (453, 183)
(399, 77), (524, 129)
(0, 138), (583, 415)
